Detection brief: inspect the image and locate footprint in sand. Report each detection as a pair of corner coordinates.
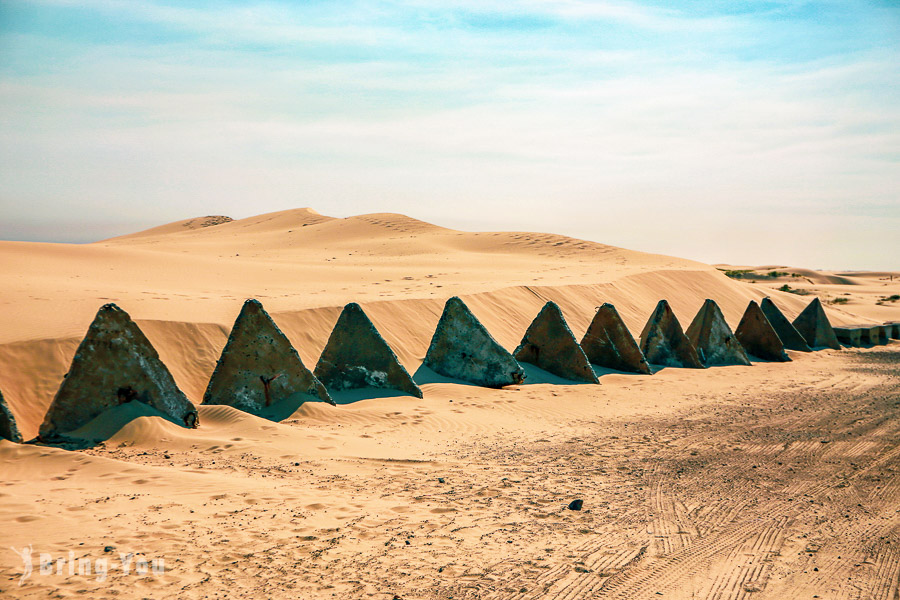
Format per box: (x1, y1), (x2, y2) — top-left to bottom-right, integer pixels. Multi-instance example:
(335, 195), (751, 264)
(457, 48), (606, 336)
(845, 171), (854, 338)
(16, 515), (41, 522)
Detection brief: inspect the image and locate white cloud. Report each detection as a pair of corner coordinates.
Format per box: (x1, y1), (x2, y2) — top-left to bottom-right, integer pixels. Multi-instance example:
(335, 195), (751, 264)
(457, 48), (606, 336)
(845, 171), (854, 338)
(1, 0), (898, 268)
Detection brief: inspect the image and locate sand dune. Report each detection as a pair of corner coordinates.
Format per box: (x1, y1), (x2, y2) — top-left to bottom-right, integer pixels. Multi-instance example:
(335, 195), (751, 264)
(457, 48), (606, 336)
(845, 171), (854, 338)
(1, 209), (898, 599)
(0, 209), (896, 440)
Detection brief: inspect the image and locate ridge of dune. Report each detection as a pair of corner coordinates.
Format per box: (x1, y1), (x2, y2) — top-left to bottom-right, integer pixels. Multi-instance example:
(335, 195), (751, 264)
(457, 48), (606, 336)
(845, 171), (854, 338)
(100, 207), (631, 262)
(102, 207), (332, 243)
(102, 215), (235, 241)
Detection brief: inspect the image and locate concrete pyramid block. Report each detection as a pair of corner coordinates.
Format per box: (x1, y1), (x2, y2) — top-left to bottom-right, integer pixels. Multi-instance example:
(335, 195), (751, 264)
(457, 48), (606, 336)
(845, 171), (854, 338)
(792, 298), (841, 350)
(639, 300), (704, 369)
(685, 299), (751, 367)
(877, 325), (891, 344)
(580, 303), (651, 374)
(314, 303), (422, 398)
(203, 299), (332, 414)
(40, 303), (199, 438)
(860, 326), (880, 346)
(760, 297), (812, 352)
(0, 387), (23, 443)
(860, 325), (887, 346)
(887, 322), (900, 340)
(734, 301), (790, 362)
(424, 296), (525, 388)
(833, 326), (863, 347)
(514, 302), (599, 384)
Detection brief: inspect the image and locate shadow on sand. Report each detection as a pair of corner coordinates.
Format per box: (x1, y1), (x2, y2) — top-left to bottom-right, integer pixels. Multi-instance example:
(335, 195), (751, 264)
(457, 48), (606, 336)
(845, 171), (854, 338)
(590, 364), (653, 378)
(326, 388), (415, 406)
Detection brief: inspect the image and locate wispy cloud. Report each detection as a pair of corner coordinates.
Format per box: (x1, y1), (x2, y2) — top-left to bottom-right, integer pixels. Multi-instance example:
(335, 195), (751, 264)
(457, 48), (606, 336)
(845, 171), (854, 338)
(0, 0), (897, 268)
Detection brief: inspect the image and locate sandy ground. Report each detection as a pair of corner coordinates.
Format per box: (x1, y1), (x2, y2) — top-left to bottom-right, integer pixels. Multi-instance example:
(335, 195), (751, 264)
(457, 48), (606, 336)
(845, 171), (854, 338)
(0, 209), (898, 598)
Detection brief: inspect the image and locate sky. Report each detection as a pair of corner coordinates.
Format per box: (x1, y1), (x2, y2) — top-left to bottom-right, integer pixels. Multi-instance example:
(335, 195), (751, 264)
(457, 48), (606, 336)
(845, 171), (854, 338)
(0, 0), (898, 270)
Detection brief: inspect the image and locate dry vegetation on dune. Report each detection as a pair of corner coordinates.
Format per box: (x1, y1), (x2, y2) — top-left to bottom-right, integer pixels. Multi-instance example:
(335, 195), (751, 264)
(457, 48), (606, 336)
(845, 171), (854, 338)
(1, 210), (899, 599)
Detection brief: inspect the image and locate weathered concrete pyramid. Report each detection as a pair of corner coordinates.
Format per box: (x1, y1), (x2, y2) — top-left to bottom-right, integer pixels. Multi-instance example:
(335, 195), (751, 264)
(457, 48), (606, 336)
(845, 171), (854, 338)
(734, 301), (790, 362)
(760, 297), (812, 352)
(203, 299), (332, 414)
(792, 298), (841, 350)
(580, 303), (651, 374)
(877, 325), (891, 344)
(514, 302), (599, 383)
(40, 303), (199, 438)
(424, 296), (525, 388)
(0, 387), (23, 443)
(314, 303), (422, 398)
(685, 299), (751, 367)
(639, 300), (704, 369)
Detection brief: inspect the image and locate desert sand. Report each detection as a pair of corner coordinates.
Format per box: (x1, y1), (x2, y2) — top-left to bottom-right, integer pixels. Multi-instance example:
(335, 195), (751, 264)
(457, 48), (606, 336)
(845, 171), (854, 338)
(0, 209), (898, 599)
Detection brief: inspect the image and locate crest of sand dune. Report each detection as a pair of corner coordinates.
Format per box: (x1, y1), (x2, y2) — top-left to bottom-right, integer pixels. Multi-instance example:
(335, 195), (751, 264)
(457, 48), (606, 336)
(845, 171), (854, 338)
(0, 208), (897, 440)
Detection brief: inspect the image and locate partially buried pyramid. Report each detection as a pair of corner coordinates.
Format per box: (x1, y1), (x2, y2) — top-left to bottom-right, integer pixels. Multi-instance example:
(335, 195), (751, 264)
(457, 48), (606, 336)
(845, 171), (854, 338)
(734, 301), (790, 362)
(580, 303), (651, 374)
(203, 299), (332, 414)
(39, 303), (199, 438)
(639, 300), (704, 369)
(686, 299), (751, 367)
(792, 298), (841, 350)
(314, 303), (422, 398)
(760, 297), (812, 352)
(514, 302), (599, 383)
(424, 296), (525, 388)
(0, 387), (23, 442)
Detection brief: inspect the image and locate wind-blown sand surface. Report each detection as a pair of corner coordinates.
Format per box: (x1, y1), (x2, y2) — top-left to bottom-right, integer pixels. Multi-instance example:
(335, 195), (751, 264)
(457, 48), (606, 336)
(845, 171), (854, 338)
(0, 209), (898, 598)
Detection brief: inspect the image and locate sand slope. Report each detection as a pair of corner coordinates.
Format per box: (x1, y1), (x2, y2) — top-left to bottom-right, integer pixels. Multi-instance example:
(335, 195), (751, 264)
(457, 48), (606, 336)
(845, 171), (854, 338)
(1, 344), (898, 599)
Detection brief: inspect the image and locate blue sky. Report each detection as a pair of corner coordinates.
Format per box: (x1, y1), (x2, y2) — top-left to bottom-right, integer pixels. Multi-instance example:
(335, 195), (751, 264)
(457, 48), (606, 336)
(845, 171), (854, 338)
(0, 0), (898, 269)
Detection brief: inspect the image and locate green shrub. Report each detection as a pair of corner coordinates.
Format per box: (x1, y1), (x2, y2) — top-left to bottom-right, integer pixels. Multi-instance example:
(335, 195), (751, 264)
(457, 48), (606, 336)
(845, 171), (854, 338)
(778, 284), (810, 295)
(719, 268), (754, 279)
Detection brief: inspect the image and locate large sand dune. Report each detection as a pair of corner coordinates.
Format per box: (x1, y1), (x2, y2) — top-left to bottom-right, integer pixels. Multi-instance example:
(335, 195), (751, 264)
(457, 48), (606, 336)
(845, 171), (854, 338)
(1, 209), (898, 599)
(3, 208), (892, 440)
